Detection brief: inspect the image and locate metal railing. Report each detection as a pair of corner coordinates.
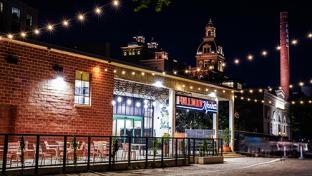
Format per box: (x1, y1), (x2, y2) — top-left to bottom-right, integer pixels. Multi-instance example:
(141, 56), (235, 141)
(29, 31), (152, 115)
(0, 134), (223, 174)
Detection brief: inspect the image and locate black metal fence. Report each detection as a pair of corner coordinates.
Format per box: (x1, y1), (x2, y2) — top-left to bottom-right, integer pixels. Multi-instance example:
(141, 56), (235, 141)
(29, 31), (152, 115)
(0, 134), (223, 174)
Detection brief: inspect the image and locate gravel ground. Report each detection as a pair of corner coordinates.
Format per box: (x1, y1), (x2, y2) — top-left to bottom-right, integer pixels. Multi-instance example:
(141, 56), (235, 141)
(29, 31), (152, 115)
(51, 157), (312, 176)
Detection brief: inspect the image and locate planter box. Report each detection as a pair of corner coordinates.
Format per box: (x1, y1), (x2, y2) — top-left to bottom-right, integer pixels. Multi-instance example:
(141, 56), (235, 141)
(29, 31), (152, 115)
(195, 156), (224, 164)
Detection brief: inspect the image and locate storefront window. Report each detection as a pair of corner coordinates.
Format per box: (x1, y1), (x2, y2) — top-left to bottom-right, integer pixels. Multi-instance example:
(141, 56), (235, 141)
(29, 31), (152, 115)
(74, 71), (90, 105)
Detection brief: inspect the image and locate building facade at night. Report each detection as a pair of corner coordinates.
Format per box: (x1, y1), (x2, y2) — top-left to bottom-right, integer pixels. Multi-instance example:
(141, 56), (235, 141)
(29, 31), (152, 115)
(185, 19), (226, 83)
(121, 36), (171, 72)
(236, 89), (290, 138)
(0, 0), (38, 33)
(0, 38), (236, 148)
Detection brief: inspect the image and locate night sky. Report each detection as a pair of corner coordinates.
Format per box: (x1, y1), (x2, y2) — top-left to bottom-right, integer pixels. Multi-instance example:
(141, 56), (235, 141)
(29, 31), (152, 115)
(22, 0), (312, 88)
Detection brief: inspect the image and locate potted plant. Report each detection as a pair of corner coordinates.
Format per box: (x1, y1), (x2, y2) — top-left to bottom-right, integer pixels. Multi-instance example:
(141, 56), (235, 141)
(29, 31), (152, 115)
(162, 133), (170, 157)
(222, 128), (231, 152)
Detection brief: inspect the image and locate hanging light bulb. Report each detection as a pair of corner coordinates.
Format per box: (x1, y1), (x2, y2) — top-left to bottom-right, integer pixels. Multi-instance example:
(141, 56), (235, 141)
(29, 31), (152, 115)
(291, 39), (298, 45)
(34, 29), (40, 35)
(62, 19), (69, 27)
(234, 59), (240, 65)
(247, 54), (253, 61)
(299, 82), (304, 87)
(7, 34), (13, 39)
(261, 50), (268, 56)
(20, 32), (27, 38)
(113, 0), (120, 7)
(77, 13), (85, 22)
(47, 24), (54, 31)
(95, 7), (102, 15)
(276, 45), (281, 50)
(308, 33), (312, 39)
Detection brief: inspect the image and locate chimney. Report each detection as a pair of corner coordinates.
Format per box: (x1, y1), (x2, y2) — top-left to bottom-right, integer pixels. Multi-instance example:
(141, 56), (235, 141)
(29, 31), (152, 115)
(280, 12), (290, 100)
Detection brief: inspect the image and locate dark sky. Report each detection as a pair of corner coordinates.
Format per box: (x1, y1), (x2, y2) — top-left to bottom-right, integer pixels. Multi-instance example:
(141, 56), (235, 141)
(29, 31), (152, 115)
(22, 0), (312, 88)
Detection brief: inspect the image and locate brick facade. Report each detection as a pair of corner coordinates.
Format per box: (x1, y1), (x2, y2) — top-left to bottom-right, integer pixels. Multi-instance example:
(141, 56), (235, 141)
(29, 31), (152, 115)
(0, 40), (114, 136)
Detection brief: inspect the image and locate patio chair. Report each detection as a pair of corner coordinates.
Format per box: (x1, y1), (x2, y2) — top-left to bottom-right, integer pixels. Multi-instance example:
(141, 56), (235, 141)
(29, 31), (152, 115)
(32, 144), (53, 165)
(121, 143), (136, 160)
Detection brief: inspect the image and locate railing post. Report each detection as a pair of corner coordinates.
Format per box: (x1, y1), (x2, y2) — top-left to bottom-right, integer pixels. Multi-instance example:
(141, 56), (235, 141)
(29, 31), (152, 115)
(128, 136), (131, 167)
(62, 135), (67, 173)
(188, 138), (191, 164)
(87, 136), (91, 171)
(221, 139), (223, 156)
(161, 137), (164, 168)
(193, 138), (195, 161)
(2, 134), (8, 174)
(108, 136), (112, 169)
(35, 135), (40, 175)
(145, 137), (148, 168)
(175, 138), (178, 166)
(212, 139), (215, 156)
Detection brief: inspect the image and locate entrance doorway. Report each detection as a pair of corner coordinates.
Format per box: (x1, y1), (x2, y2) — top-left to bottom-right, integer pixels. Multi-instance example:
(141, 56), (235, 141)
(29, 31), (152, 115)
(113, 115), (143, 138)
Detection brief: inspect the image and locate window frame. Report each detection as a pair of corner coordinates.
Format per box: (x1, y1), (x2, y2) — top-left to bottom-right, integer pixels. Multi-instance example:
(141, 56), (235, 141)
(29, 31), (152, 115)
(0, 2), (3, 13)
(74, 70), (91, 106)
(11, 7), (21, 21)
(26, 14), (33, 27)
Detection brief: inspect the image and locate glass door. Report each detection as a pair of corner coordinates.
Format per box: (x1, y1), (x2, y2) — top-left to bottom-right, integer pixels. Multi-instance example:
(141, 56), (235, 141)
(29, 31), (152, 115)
(113, 115), (143, 139)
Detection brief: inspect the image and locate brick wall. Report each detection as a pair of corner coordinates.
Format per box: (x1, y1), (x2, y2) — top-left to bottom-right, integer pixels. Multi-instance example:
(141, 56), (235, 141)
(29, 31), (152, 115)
(0, 40), (114, 136)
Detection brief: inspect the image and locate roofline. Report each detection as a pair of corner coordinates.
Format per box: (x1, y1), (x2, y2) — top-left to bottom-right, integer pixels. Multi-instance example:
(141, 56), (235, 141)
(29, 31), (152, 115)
(2, 38), (235, 91)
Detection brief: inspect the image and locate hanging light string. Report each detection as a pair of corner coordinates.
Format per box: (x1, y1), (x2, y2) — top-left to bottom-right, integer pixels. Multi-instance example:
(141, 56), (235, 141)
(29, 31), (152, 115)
(235, 95), (312, 105)
(0, 0), (121, 40)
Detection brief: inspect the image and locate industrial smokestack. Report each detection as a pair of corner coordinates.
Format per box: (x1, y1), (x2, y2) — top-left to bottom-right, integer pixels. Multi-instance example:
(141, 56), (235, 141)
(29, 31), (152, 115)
(280, 12), (290, 100)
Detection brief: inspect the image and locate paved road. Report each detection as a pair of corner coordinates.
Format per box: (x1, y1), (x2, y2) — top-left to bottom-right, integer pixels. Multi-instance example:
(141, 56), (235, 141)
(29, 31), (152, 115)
(52, 157), (312, 176)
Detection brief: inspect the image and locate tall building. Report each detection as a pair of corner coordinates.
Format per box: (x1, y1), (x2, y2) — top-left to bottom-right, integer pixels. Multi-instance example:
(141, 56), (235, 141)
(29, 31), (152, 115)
(121, 36), (173, 72)
(0, 0), (38, 33)
(186, 19), (226, 82)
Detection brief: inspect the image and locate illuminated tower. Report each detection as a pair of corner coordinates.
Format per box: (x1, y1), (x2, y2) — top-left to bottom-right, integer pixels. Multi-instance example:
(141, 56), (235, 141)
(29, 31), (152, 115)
(280, 12), (290, 100)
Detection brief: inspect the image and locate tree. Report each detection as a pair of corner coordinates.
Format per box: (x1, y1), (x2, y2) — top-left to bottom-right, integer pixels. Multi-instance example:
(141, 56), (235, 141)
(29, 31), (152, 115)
(133, 0), (172, 12)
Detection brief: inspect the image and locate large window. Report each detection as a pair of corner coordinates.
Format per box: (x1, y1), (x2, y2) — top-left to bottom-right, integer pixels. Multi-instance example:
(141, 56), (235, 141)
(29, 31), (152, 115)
(0, 2), (3, 13)
(26, 14), (33, 27)
(74, 71), (90, 105)
(11, 7), (20, 20)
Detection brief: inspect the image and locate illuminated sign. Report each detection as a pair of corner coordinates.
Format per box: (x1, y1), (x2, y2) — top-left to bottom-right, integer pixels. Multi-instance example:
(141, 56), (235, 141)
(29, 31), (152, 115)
(176, 95), (217, 113)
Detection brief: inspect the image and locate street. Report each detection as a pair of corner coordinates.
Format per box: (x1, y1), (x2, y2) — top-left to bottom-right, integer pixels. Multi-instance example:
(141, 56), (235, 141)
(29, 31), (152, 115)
(51, 157), (312, 176)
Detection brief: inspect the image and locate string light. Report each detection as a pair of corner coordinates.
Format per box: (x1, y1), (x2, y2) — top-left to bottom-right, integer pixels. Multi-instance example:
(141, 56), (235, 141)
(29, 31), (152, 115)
(47, 24), (54, 31)
(261, 50), (268, 56)
(113, 0), (120, 7)
(34, 29), (40, 35)
(7, 34), (13, 39)
(276, 45), (281, 50)
(62, 19), (69, 27)
(122, 70), (126, 75)
(95, 7), (102, 15)
(291, 39), (298, 45)
(299, 82), (304, 87)
(131, 71), (135, 75)
(20, 32), (27, 38)
(77, 14), (85, 22)
(234, 59), (240, 65)
(289, 84), (293, 89)
(141, 72), (145, 76)
(247, 54), (253, 61)
(173, 71), (177, 75)
(308, 33), (312, 39)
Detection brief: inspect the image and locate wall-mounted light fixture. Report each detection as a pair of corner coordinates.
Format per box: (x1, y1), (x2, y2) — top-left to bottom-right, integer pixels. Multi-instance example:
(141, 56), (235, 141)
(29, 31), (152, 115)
(52, 64), (64, 75)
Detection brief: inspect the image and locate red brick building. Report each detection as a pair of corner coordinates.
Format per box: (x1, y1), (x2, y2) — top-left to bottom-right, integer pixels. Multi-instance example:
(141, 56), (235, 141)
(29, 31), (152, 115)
(0, 39), (114, 136)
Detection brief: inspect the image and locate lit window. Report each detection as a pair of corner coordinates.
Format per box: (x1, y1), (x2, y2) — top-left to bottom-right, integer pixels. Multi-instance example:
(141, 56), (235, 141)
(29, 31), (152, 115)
(137, 50), (141, 55)
(123, 51), (127, 56)
(75, 71), (90, 105)
(26, 14), (33, 27)
(11, 7), (20, 21)
(0, 2), (3, 13)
